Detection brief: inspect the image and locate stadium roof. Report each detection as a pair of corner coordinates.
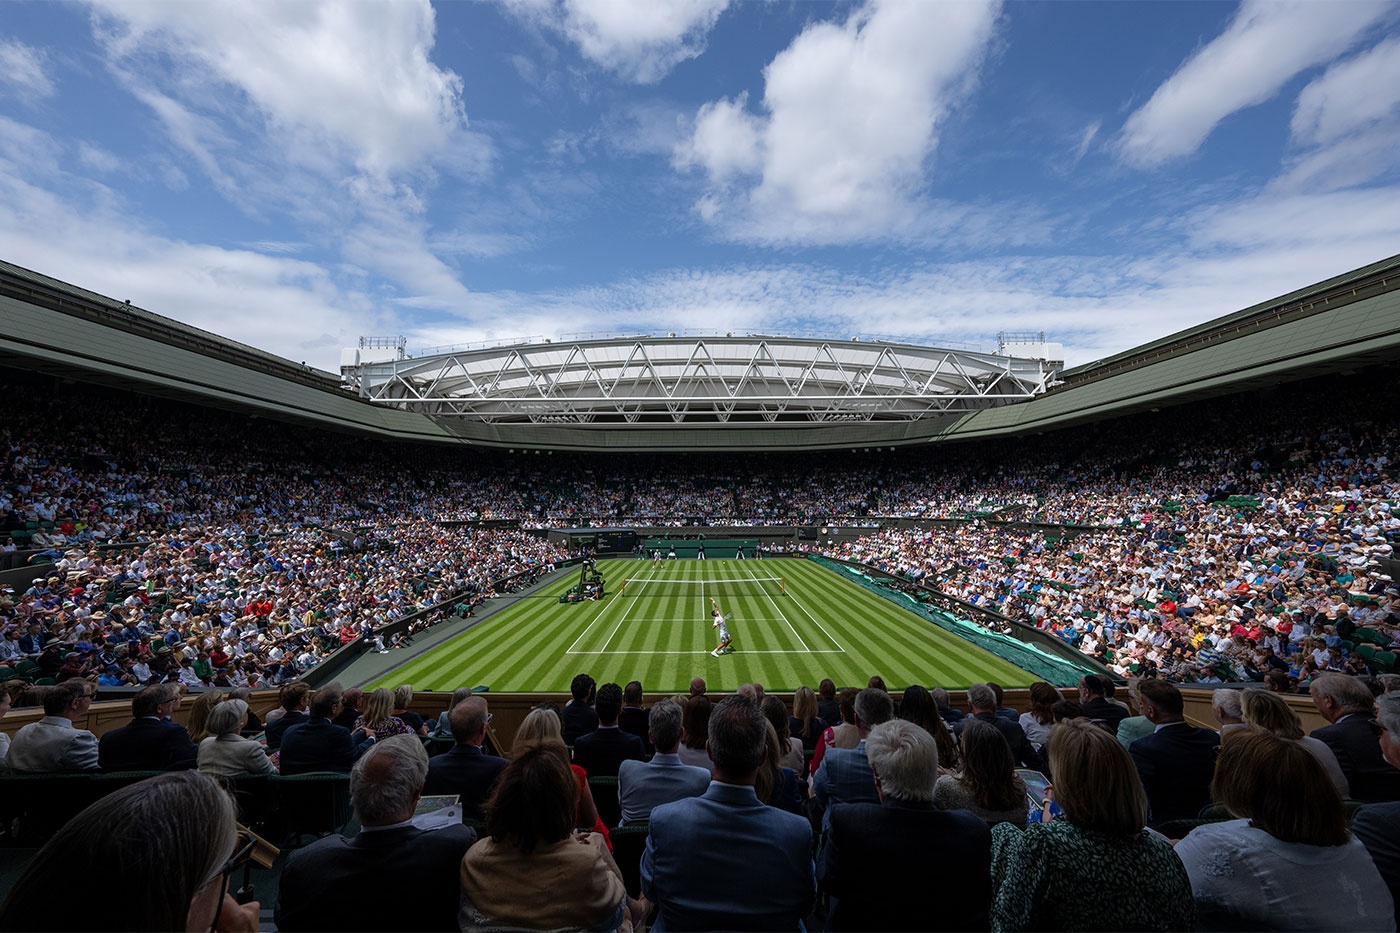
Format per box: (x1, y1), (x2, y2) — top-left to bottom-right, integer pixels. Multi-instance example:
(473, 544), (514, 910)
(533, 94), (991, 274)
(2, 252), (1399, 451)
(340, 335), (1063, 428)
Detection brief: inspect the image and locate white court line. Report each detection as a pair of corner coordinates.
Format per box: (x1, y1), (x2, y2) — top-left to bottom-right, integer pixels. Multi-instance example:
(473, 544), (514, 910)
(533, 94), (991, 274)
(742, 562), (811, 653)
(596, 565), (663, 654)
(565, 566), (656, 654)
(784, 585), (846, 653)
(566, 649), (846, 655)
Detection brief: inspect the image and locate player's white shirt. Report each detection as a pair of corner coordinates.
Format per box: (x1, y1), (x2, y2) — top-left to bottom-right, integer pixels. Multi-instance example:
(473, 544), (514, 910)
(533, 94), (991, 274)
(712, 613), (729, 639)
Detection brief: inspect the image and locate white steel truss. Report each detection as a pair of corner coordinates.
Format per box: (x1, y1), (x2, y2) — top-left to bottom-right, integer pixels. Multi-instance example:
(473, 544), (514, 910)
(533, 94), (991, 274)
(342, 335), (1060, 426)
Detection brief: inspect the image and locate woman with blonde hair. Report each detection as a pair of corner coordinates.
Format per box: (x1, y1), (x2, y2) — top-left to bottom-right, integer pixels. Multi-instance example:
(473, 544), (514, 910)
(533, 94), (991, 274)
(1239, 687), (1348, 797)
(185, 689), (225, 744)
(514, 705), (610, 848)
(353, 687), (412, 741)
(990, 718), (1195, 931)
(1174, 729), (1392, 931)
(788, 685), (827, 752)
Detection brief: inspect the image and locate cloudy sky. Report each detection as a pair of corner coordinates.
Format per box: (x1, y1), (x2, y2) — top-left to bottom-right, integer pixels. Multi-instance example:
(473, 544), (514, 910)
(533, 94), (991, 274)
(2, 0), (1398, 372)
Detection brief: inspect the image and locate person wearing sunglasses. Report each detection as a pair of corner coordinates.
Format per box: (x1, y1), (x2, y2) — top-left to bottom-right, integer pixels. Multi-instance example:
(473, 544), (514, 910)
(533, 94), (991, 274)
(0, 771), (259, 931)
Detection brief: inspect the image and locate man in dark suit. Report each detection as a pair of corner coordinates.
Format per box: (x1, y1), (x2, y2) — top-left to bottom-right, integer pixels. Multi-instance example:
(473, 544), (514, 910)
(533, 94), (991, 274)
(1351, 692), (1400, 907)
(332, 686), (362, 730)
(279, 684), (375, 775)
(819, 718), (992, 930)
(276, 735), (477, 931)
(422, 695), (506, 820)
(617, 680), (652, 754)
(1079, 674), (1129, 736)
(1311, 672), (1400, 802)
(1128, 679), (1220, 824)
(264, 682), (311, 751)
(561, 672), (597, 746)
(573, 682), (646, 778)
(956, 683), (1046, 773)
(817, 679), (842, 725)
(97, 683), (198, 771)
(932, 686), (963, 726)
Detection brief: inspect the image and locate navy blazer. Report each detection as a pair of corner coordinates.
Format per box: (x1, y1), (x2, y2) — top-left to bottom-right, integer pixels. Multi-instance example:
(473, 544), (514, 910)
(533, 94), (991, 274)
(819, 799), (992, 931)
(1129, 722), (1220, 824)
(98, 717), (198, 772)
(278, 717), (373, 775)
(617, 706), (652, 754)
(643, 782), (815, 931)
(573, 726), (646, 778)
(265, 709), (310, 751)
(1312, 714), (1400, 803)
(275, 822), (478, 931)
(422, 744), (508, 820)
(561, 702), (598, 746)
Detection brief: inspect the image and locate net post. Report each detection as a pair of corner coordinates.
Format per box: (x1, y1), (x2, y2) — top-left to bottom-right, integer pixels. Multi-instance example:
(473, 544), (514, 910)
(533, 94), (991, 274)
(619, 579), (627, 597)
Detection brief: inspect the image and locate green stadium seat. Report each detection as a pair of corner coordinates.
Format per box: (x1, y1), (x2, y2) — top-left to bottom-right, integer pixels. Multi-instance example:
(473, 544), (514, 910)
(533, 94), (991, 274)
(1357, 644), (1376, 660)
(272, 772), (352, 845)
(1371, 652), (1397, 673)
(587, 775), (621, 830)
(609, 822), (650, 898)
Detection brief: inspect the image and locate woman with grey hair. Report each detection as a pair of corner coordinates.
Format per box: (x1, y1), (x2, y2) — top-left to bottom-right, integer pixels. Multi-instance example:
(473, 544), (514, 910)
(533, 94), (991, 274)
(431, 686), (474, 739)
(198, 698), (277, 776)
(0, 771), (259, 931)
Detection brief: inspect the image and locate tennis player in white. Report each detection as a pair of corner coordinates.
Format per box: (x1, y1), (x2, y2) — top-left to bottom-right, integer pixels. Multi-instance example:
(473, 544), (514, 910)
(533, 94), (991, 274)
(710, 600), (732, 656)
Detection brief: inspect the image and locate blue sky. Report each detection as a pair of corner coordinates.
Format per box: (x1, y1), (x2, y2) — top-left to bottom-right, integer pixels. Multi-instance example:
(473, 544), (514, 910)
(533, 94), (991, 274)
(1, 0), (1398, 372)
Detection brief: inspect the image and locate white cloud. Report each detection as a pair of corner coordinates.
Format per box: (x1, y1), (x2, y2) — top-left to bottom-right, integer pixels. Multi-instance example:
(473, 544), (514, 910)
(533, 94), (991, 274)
(87, 0), (467, 175)
(502, 0), (729, 84)
(0, 39), (56, 101)
(1118, 0), (1391, 169)
(675, 0), (1002, 245)
(1291, 37), (1400, 145)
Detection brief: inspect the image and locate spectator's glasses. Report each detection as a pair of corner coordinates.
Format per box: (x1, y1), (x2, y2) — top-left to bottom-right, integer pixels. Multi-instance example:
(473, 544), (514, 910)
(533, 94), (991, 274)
(206, 831), (256, 932)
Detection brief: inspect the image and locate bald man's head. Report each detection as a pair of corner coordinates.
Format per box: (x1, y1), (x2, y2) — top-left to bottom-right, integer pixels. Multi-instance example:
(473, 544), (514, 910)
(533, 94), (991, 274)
(450, 695), (490, 745)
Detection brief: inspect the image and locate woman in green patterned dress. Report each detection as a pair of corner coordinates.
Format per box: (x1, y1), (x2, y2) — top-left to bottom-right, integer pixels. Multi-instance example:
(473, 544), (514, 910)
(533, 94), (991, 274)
(989, 718), (1195, 931)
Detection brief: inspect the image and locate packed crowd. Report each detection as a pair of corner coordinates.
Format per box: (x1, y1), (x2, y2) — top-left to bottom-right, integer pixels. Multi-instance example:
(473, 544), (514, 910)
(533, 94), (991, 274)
(5, 669), (1400, 932)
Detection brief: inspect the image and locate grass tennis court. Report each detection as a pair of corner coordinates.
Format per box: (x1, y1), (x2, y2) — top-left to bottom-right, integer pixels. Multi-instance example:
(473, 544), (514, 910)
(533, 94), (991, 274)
(372, 557), (1033, 694)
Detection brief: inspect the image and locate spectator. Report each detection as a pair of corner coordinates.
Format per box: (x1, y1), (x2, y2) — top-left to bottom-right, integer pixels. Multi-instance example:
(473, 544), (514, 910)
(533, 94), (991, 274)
(514, 706), (611, 845)
(197, 698), (275, 776)
(332, 686), (362, 731)
(3, 680), (99, 772)
(756, 721), (804, 815)
(1239, 687), (1348, 797)
(818, 718), (992, 931)
(990, 718), (1196, 931)
(677, 695), (712, 770)
(561, 672), (597, 746)
(0, 687), (10, 764)
(572, 682), (645, 778)
(391, 685), (428, 736)
(897, 683), (960, 772)
(1174, 729), (1392, 931)
(354, 687), (412, 742)
(934, 718), (1030, 828)
(1019, 681), (1060, 749)
(278, 684), (374, 775)
(617, 680), (651, 754)
(422, 696), (507, 822)
(618, 698), (710, 825)
(186, 689), (225, 744)
(762, 695), (804, 772)
(1115, 680), (1155, 750)
(1351, 692), (1400, 910)
(987, 682), (1019, 721)
(98, 683), (198, 772)
(643, 696), (815, 930)
(1210, 689), (1247, 737)
(228, 687), (263, 734)
(0, 771), (259, 932)
(689, 677), (707, 699)
(932, 686), (963, 726)
(1128, 679), (1220, 825)
(276, 736), (477, 931)
(1310, 672), (1400, 802)
(459, 742), (643, 931)
(429, 686), (474, 739)
(810, 687), (862, 776)
(812, 687), (895, 830)
(788, 685), (828, 753)
(816, 678), (840, 725)
(264, 683), (311, 751)
(1078, 674), (1129, 736)
(957, 683), (1046, 773)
